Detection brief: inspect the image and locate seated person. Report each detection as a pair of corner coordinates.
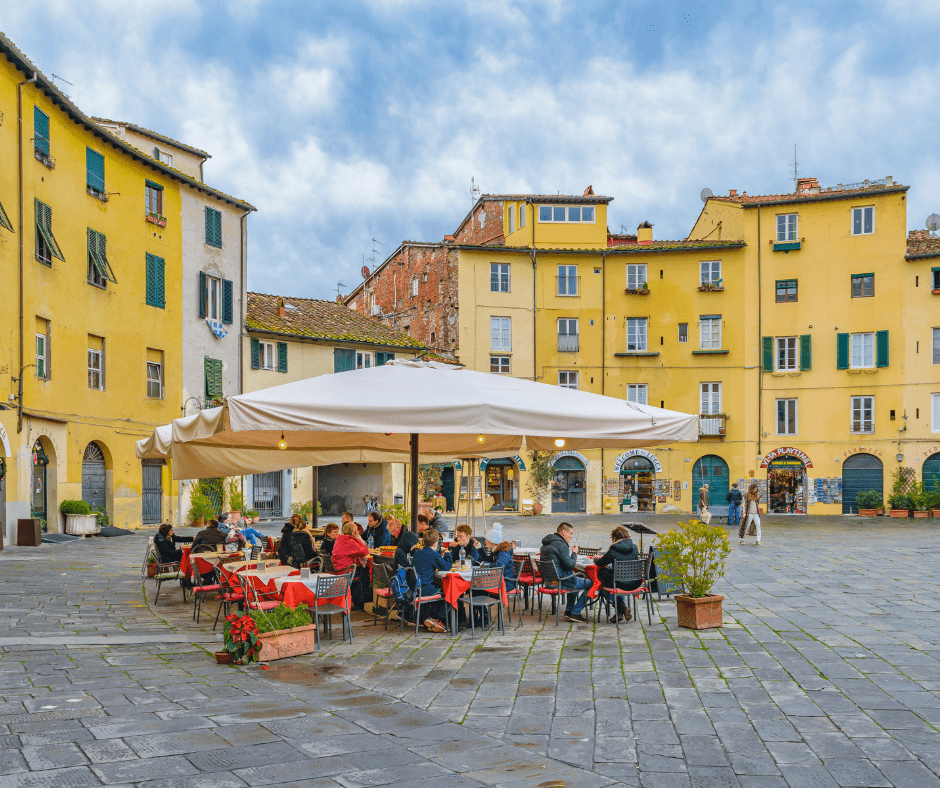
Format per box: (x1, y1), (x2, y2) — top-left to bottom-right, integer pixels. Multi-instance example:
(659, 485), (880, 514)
(594, 525), (641, 623)
(154, 523), (191, 565)
(364, 511), (392, 548)
(332, 522), (370, 610)
(387, 518), (403, 546)
(319, 523), (340, 555)
(289, 519), (319, 567)
(447, 524), (480, 563)
(410, 529), (452, 633)
(483, 526), (516, 592)
(277, 522), (295, 565)
(342, 511), (365, 536)
(393, 528), (420, 569)
(539, 522), (589, 623)
(416, 512), (449, 540)
(192, 519), (227, 553)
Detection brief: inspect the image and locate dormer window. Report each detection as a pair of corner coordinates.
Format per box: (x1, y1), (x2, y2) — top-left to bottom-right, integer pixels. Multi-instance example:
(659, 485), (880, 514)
(538, 205), (595, 223)
(153, 147), (173, 166)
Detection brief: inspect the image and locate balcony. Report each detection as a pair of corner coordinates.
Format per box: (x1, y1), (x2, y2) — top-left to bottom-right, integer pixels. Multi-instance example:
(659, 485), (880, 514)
(699, 414), (727, 439)
(557, 334), (580, 353)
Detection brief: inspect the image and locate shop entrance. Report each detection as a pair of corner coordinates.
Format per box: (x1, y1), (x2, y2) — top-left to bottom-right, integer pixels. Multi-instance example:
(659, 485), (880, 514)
(924, 453), (940, 494)
(619, 456), (655, 512)
(483, 458), (518, 512)
(842, 454), (883, 514)
(768, 456), (807, 513)
(692, 455), (730, 517)
(552, 456), (586, 513)
(31, 441), (49, 523)
(82, 442), (107, 514)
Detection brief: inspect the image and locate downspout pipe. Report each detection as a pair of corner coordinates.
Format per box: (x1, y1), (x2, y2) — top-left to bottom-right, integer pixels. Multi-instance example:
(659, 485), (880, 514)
(16, 71), (38, 435)
(756, 206), (762, 465)
(528, 200), (536, 381)
(601, 249), (607, 512)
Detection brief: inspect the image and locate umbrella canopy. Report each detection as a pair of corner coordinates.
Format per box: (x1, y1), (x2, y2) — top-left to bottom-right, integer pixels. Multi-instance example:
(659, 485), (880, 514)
(139, 360), (698, 480)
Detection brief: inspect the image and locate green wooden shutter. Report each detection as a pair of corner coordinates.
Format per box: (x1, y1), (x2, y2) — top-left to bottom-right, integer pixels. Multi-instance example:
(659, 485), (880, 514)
(334, 348), (355, 372)
(277, 342), (288, 373)
(86, 148), (104, 192)
(376, 352), (395, 366)
(876, 330), (889, 368)
(221, 279), (233, 325)
(34, 107), (49, 155)
(205, 207), (222, 248)
(250, 338), (260, 369)
(35, 199), (64, 261)
(836, 333), (849, 369)
(0, 199), (13, 233)
(146, 254), (165, 308)
(799, 334), (812, 371)
(87, 229), (117, 284)
(204, 357), (223, 399)
(761, 337), (773, 371)
(154, 146), (161, 159)
(199, 271), (208, 318)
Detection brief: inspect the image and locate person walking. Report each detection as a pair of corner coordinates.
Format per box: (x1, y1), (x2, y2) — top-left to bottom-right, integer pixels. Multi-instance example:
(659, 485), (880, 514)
(726, 483), (743, 528)
(741, 483), (762, 546)
(698, 483), (710, 520)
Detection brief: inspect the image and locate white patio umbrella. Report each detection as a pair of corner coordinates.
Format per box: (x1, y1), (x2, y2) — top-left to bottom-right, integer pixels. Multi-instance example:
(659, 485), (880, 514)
(138, 360), (698, 528)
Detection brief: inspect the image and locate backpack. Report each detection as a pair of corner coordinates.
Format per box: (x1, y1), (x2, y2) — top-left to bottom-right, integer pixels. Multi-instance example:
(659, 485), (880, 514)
(390, 566), (418, 606)
(288, 534), (307, 567)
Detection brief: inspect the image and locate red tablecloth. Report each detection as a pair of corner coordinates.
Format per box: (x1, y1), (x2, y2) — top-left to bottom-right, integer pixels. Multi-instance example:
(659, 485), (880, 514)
(440, 573), (508, 609)
(180, 546), (193, 577)
(583, 564), (601, 599)
(278, 579), (351, 611)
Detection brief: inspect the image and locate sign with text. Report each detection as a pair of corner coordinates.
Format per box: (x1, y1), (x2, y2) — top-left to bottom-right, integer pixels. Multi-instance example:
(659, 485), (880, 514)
(759, 447), (813, 469)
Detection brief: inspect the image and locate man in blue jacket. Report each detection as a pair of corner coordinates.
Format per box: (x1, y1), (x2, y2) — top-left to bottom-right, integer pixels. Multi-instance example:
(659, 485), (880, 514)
(539, 522), (589, 623)
(365, 511), (392, 548)
(726, 483), (743, 527)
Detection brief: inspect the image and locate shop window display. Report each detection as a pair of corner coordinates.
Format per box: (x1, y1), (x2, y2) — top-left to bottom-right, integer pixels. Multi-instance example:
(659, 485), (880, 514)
(767, 456), (807, 513)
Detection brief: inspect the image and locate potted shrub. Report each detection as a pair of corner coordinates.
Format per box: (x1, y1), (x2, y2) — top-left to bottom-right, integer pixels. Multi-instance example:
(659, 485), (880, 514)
(188, 486), (215, 527)
(855, 489), (881, 517)
(925, 489), (940, 518)
(249, 604), (318, 661)
(887, 493), (912, 518)
(146, 553), (158, 578)
(220, 613), (261, 664)
(655, 519), (731, 630)
(228, 479), (246, 521)
(60, 500), (99, 535)
(245, 508), (260, 524)
(911, 482), (930, 518)
(527, 451), (553, 515)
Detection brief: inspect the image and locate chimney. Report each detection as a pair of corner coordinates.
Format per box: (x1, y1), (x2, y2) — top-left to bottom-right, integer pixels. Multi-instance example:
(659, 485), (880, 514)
(583, 185), (595, 196)
(276, 298), (286, 317)
(796, 177), (820, 194)
(637, 221), (653, 243)
(729, 189), (738, 197)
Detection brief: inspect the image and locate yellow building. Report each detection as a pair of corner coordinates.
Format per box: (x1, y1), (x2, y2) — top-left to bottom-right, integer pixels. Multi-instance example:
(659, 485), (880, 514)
(0, 34), (252, 539)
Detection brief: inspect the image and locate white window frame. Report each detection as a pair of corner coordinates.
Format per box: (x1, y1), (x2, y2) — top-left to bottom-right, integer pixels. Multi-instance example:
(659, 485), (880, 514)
(776, 336), (798, 371)
(157, 149), (173, 166)
(626, 318), (647, 352)
(678, 323), (688, 343)
(933, 327), (940, 365)
(206, 274), (221, 321)
(627, 384), (648, 405)
(558, 371), (578, 389)
(776, 398), (798, 435)
(88, 347), (104, 391)
(491, 317), (511, 352)
(626, 264), (647, 291)
(700, 260), (721, 287)
(356, 351), (373, 369)
(411, 278), (418, 296)
(700, 382), (721, 415)
(147, 360), (163, 399)
(36, 332), (47, 379)
(519, 204), (525, 228)
(700, 317), (722, 350)
(258, 341), (275, 371)
(851, 395), (875, 434)
(558, 318), (579, 352)
(558, 265), (578, 296)
(776, 213), (798, 242)
(851, 206), (875, 236)
(850, 332), (875, 369)
(490, 263), (510, 293)
(537, 204), (596, 223)
(490, 355), (510, 374)
(932, 393), (940, 433)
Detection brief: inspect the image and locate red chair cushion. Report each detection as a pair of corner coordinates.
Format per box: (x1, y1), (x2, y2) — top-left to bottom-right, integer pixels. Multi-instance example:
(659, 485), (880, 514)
(374, 588), (393, 597)
(193, 584), (221, 593)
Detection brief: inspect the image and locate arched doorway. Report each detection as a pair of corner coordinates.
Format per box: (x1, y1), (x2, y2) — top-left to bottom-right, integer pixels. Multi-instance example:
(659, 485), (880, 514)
(82, 442), (107, 514)
(551, 456), (586, 513)
(693, 455), (730, 516)
(619, 456), (656, 512)
(924, 453), (940, 497)
(481, 457), (523, 511)
(842, 454), (884, 514)
(767, 455), (807, 513)
(31, 440), (50, 523)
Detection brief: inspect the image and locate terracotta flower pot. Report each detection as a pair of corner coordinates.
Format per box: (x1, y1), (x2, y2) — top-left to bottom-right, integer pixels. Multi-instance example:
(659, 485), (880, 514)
(675, 594), (724, 630)
(858, 509), (877, 517)
(532, 502), (544, 516)
(252, 516), (260, 524)
(229, 511), (241, 521)
(913, 511), (930, 518)
(876, 508), (885, 516)
(257, 624), (319, 661)
(932, 510), (940, 518)
(889, 509), (911, 518)
(213, 651), (233, 665)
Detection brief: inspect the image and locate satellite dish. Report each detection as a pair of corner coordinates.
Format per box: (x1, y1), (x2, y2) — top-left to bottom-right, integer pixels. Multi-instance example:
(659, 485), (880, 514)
(361, 265), (370, 279)
(700, 188), (714, 203)
(927, 214), (940, 232)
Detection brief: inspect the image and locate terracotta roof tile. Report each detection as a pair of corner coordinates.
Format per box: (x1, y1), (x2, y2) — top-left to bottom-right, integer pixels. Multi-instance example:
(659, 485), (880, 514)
(246, 292), (425, 349)
(451, 240), (745, 254)
(481, 193), (613, 204)
(906, 229), (940, 259)
(91, 117), (210, 158)
(708, 180), (907, 207)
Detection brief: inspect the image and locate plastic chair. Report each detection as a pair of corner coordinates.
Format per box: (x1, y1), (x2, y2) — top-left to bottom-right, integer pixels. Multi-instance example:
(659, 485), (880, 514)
(372, 563), (397, 630)
(458, 567), (506, 638)
(191, 559), (221, 623)
(535, 560), (569, 626)
(310, 571), (353, 648)
(511, 555), (536, 614)
(595, 560), (652, 628)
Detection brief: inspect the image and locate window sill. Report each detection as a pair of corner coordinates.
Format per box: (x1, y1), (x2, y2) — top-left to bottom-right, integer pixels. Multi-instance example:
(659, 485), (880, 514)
(145, 212), (168, 228)
(491, 351), (512, 356)
(698, 286), (724, 292)
(772, 241), (801, 252)
(87, 186), (109, 202)
(557, 293), (580, 298)
(34, 150), (55, 169)
(771, 370), (801, 376)
(87, 280), (107, 291)
(35, 255), (52, 267)
(614, 352), (660, 357)
(847, 368), (877, 374)
(205, 243), (223, 250)
(624, 289), (650, 295)
(692, 349), (729, 355)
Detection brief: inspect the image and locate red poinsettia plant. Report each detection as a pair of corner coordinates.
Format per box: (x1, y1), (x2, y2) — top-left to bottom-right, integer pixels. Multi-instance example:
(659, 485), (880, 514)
(222, 613), (261, 663)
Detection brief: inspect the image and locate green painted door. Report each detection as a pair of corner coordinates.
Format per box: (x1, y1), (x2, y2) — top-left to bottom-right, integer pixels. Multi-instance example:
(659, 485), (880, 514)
(692, 455), (730, 516)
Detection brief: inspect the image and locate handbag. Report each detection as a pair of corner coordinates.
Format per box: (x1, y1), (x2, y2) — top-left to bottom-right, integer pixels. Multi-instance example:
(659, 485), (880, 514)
(700, 507), (712, 525)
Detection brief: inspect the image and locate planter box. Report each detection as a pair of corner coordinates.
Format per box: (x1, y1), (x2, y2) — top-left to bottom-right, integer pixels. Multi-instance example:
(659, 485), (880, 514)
(858, 509), (877, 517)
(932, 510), (940, 517)
(876, 508), (885, 516)
(64, 513), (99, 536)
(257, 624), (318, 661)
(889, 509), (911, 518)
(675, 594), (723, 630)
(913, 511), (930, 518)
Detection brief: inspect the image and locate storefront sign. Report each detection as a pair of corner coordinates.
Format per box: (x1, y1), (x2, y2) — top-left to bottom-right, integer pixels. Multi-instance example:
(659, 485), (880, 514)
(0, 422), (9, 458)
(759, 447), (813, 469)
(843, 447), (883, 459)
(479, 455), (527, 471)
(549, 450), (588, 468)
(923, 446), (940, 458)
(613, 450), (663, 473)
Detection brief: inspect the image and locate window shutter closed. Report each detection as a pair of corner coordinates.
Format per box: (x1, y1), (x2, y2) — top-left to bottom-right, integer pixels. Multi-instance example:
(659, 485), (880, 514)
(145, 254), (165, 308)
(204, 357), (223, 399)
(799, 334), (811, 371)
(154, 146), (160, 160)
(205, 207), (222, 247)
(876, 330), (889, 368)
(376, 352), (395, 366)
(250, 338), (260, 370)
(34, 107), (50, 154)
(221, 278), (233, 324)
(334, 348), (355, 372)
(761, 337), (773, 371)
(86, 148), (104, 191)
(277, 342), (288, 373)
(199, 271), (207, 318)
(836, 333), (849, 369)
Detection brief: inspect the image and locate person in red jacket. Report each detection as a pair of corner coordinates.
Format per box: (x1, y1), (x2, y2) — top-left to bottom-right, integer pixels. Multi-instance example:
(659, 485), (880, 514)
(331, 522), (370, 609)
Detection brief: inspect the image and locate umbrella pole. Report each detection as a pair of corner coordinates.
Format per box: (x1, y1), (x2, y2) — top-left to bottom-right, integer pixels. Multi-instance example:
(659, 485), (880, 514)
(310, 467), (318, 528)
(410, 433), (419, 533)
(454, 462), (462, 528)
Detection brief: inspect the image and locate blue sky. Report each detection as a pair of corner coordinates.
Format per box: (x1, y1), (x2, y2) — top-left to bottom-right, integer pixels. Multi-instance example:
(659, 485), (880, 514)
(8, 1), (940, 298)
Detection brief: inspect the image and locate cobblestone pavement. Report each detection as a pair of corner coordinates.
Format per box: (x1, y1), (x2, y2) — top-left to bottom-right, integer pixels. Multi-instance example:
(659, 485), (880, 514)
(2, 515), (940, 788)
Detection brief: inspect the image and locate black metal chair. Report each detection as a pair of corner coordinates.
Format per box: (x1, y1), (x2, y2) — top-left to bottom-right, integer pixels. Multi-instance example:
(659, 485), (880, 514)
(512, 554), (536, 614)
(536, 560), (569, 626)
(190, 560), (221, 623)
(398, 576), (444, 637)
(309, 571), (353, 648)
(595, 560), (652, 628)
(372, 563), (397, 630)
(458, 567), (506, 638)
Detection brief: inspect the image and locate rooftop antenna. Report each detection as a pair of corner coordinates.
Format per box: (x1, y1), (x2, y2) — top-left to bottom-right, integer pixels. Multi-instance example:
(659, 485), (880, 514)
(51, 74), (73, 89)
(926, 214), (940, 237)
(370, 237), (381, 267)
(336, 281), (346, 299)
(470, 176), (480, 206)
(793, 143), (798, 191)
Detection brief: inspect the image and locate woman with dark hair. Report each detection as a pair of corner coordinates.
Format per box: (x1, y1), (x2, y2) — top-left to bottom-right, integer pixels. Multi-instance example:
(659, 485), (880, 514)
(319, 523), (340, 555)
(154, 523), (191, 565)
(291, 519), (319, 566)
(332, 522), (371, 610)
(278, 521), (295, 566)
(594, 525), (640, 623)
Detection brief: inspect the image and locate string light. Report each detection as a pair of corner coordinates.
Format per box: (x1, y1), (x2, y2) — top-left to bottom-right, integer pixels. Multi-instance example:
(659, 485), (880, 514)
(477, 434), (485, 443)
(278, 433), (287, 450)
(554, 439), (565, 448)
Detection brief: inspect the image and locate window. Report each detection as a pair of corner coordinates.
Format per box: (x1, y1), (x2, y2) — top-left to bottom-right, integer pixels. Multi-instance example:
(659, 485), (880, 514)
(490, 263), (510, 292)
(33, 106), (50, 157)
(558, 265), (578, 296)
(933, 393), (940, 433)
(700, 260), (721, 287)
(204, 357), (223, 401)
(933, 269), (940, 290)
(851, 396), (874, 433)
(678, 323), (688, 343)
(411, 278), (418, 296)
(626, 264), (647, 291)
(776, 398), (798, 435)
(627, 384), (648, 405)
(852, 273), (874, 298)
(145, 254), (165, 308)
(700, 316), (722, 350)
(851, 332), (875, 369)
(519, 204), (525, 228)
(356, 351), (373, 369)
(559, 371), (578, 389)
(147, 356), (163, 399)
(776, 213), (797, 242)
(491, 317), (511, 351)
(537, 204), (595, 222)
(852, 206), (874, 235)
(86, 148), (105, 196)
(154, 147), (173, 166)
(205, 206), (222, 248)
(558, 318), (579, 352)
(36, 330), (48, 380)
(934, 328), (940, 364)
(626, 318), (647, 351)
(87, 229), (117, 286)
(34, 200), (64, 265)
(145, 180), (164, 216)
(776, 337), (797, 371)
(204, 274), (221, 321)
(507, 207), (513, 234)
(776, 279), (798, 302)
(700, 382), (721, 415)
(258, 341), (276, 370)
(491, 355), (510, 374)
(88, 336), (104, 391)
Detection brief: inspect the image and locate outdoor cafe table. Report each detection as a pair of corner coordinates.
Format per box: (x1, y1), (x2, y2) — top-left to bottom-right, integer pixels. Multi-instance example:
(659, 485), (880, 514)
(436, 568), (509, 635)
(273, 574), (352, 611)
(180, 546), (245, 577)
(228, 558), (280, 573)
(238, 565), (296, 592)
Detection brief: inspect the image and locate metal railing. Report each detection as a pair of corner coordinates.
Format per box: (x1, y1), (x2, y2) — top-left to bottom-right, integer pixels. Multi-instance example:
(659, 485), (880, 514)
(699, 414), (727, 437)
